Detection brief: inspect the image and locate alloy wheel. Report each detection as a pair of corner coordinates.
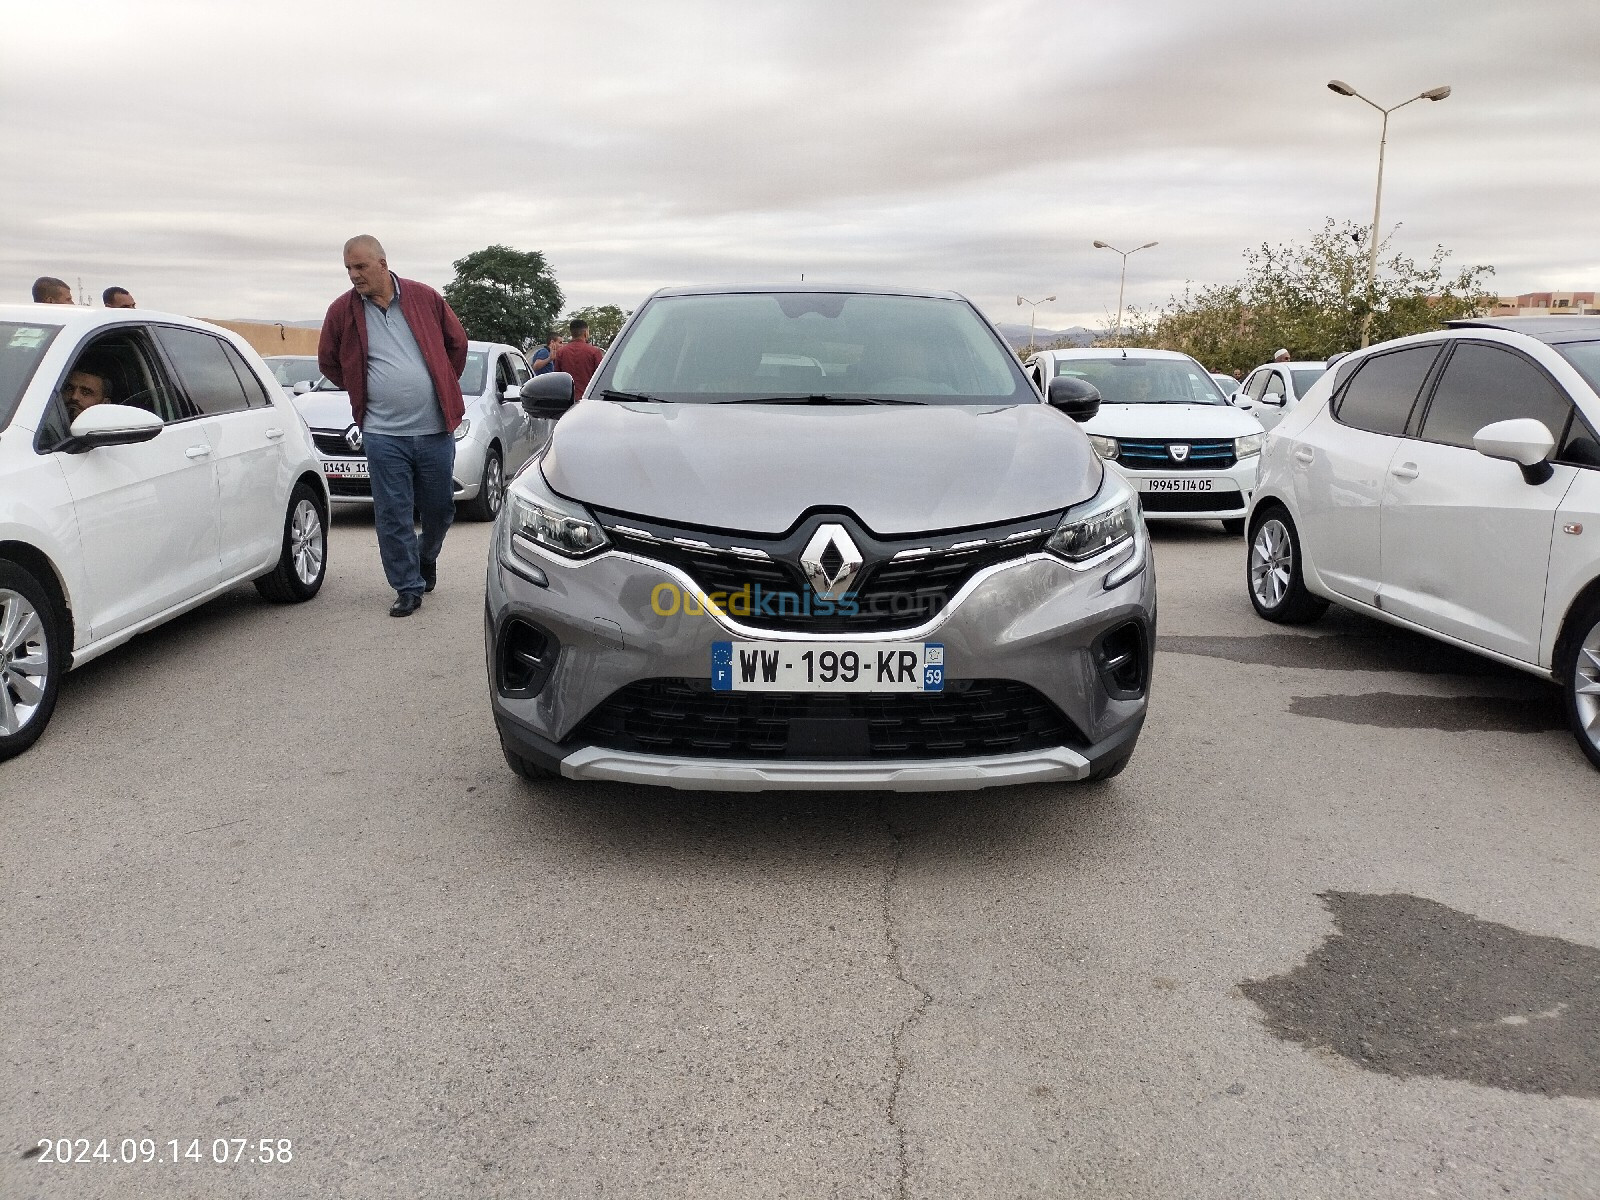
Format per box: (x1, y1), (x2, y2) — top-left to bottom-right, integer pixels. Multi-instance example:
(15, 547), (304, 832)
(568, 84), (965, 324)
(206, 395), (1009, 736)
(1573, 619), (1600, 754)
(291, 499), (325, 586)
(485, 455), (505, 516)
(1250, 518), (1292, 610)
(0, 588), (49, 736)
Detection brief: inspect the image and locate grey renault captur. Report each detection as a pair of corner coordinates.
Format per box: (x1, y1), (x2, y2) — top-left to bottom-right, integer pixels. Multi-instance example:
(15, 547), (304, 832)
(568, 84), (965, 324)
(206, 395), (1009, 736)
(485, 284), (1155, 791)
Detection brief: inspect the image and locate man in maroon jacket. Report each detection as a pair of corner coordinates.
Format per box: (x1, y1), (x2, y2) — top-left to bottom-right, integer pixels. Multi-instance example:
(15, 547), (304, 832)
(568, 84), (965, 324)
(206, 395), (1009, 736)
(552, 318), (604, 396)
(318, 235), (469, 617)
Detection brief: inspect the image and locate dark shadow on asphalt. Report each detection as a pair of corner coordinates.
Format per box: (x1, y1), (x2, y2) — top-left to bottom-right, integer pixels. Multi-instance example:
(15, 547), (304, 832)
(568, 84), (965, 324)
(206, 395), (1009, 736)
(1242, 892), (1600, 1098)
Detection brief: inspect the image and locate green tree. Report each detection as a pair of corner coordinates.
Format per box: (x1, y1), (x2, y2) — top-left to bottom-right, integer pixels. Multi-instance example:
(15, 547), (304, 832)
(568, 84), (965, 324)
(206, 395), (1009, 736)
(1117, 220), (1496, 374)
(444, 245), (564, 348)
(562, 304), (631, 349)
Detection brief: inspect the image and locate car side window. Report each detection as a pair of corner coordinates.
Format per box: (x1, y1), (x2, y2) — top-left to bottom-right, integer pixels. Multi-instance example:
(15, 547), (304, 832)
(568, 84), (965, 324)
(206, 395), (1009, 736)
(153, 326), (251, 417)
(1244, 370), (1269, 400)
(221, 342), (274, 409)
(1418, 342), (1574, 453)
(509, 353), (530, 386)
(1332, 345), (1441, 436)
(35, 328), (187, 450)
(1262, 372), (1286, 400)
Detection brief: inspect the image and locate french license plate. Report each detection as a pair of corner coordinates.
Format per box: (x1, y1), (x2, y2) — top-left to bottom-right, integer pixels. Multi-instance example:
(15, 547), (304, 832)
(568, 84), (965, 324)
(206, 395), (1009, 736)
(1142, 476), (1213, 492)
(321, 458), (369, 478)
(712, 641), (944, 693)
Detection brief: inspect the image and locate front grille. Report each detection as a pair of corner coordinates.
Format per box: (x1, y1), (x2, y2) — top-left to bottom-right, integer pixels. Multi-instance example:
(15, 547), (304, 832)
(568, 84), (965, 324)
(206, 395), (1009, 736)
(572, 677), (1083, 760)
(313, 431), (363, 458)
(1140, 488), (1242, 513)
(327, 477), (373, 498)
(1116, 439), (1236, 470)
(603, 517), (1052, 634)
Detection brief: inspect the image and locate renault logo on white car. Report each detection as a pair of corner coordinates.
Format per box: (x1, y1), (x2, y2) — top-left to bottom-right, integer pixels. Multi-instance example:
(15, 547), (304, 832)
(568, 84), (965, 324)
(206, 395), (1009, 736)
(1169, 443), (1190, 463)
(800, 524), (864, 601)
(344, 425), (363, 452)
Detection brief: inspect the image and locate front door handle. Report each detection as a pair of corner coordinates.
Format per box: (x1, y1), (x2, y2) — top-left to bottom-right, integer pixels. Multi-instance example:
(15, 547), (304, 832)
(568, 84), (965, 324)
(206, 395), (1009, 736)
(265, 427), (285, 440)
(1391, 462), (1419, 480)
(1293, 447), (1314, 465)
(185, 445), (211, 460)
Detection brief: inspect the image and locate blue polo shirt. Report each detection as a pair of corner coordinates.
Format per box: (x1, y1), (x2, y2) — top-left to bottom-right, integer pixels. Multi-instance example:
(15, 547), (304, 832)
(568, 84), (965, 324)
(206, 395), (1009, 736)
(362, 277), (445, 436)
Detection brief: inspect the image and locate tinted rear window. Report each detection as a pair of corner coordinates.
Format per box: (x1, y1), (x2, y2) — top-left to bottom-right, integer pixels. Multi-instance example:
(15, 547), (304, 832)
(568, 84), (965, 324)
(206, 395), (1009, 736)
(0, 322), (63, 430)
(1291, 368), (1325, 396)
(1334, 345), (1441, 436)
(1419, 342), (1572, 450)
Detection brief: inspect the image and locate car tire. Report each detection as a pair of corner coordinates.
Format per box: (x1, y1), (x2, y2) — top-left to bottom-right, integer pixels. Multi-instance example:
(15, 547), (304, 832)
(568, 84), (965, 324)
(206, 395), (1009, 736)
(461, 447), (505, 522)
(1558, 594), (1600, 772)
(1220, 517), (1246, 537)
(255, 482), (328, 603)
(0, 561), (65, 762)
(501, 735), (558, 782)
(1247, 506), (1328, 624)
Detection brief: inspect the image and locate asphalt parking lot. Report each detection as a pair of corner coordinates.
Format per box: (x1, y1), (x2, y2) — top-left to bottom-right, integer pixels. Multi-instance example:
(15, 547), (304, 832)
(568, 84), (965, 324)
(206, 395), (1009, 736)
(4, 514), (1598, 1199)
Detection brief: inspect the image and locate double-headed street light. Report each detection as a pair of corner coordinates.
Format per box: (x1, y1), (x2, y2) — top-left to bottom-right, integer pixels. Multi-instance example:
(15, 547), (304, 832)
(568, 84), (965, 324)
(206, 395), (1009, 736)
(1092, 240), (1158, 345)
(1327, 79), (1451, 347)
(1016, 293), (1056, 352)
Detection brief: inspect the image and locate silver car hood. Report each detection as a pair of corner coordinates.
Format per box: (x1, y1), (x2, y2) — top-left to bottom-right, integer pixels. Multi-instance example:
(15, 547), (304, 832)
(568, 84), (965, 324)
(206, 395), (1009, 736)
(539, 400), (1101, 535)
(292, 390), (355, 430)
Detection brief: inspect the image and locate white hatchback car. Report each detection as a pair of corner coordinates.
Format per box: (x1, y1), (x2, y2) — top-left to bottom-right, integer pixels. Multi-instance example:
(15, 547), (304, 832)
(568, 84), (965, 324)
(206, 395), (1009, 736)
(1245, 317), (1600, 767)
(1026, 348), (1266, 534)
(1238, 359), (1328, 431)
(293, 340), (550, 521)
(0, 304), (330, 760)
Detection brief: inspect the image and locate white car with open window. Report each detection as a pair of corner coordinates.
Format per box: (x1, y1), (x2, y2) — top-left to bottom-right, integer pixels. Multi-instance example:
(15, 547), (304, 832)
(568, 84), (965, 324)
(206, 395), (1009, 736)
(0, 304), (330, 760)
(1245, 317), (1600, 769)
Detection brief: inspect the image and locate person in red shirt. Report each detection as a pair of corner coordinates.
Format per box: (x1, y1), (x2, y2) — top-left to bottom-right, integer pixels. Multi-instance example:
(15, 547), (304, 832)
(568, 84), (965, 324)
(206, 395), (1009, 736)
(552, 318), (604, 396)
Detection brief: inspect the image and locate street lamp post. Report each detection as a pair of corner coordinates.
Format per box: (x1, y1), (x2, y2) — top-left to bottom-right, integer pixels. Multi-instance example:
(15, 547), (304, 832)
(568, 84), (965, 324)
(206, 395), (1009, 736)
(1327, 79), (1451, 347)
(1015, 294), (1056, 353)
(1092, 240), (1158, 345)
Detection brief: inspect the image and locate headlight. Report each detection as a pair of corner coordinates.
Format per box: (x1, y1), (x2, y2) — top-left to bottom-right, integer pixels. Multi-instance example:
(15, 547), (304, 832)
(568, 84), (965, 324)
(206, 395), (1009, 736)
(503, 468), (608, 560)
(1235, 432), (1265, 458)
(1087, 435), (1119, 460)
(1047, 477), (1138, 563)
(454, 419), (472, 441)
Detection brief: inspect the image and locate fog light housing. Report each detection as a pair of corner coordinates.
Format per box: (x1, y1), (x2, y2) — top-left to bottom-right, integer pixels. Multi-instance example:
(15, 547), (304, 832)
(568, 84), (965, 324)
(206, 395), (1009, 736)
(1093, 620), (1149, 700)
(497, 618), (559, 698)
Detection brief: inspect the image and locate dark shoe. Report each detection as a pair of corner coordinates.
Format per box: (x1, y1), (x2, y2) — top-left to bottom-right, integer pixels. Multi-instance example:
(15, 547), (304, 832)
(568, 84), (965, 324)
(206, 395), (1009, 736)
(421, 559), (437, 593)
(389, 592), (422, 617)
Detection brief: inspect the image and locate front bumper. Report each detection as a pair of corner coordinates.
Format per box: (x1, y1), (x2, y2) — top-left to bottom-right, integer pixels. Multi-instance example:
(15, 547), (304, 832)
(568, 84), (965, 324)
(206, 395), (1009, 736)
(486, 529), (1156, 792)
(312, 438), (486, 505)
(1119, 454), (1260, 520)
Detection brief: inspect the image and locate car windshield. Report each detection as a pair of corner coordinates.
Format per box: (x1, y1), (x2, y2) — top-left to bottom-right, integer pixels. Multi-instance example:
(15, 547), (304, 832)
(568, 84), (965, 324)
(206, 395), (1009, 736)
(268, 358), (322, 387)
(1054, 357), (1227, 404)
(0, 322), (63, 431)
(1556, 340), (1600, 394)
(598, 292), (1031, 404)
(458, 351), (488, 395)
(1291, 367), (1326, 395)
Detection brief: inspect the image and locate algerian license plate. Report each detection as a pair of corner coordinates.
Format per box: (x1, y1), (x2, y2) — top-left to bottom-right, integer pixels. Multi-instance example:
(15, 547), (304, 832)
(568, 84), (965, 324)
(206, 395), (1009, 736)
(712, 641), (944, 693)
(321, 458), (370, 478)
(1142, 476), (1213, 492)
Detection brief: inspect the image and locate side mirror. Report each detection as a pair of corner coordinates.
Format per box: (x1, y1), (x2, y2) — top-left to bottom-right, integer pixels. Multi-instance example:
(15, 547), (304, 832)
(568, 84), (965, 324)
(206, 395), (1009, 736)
(501, 384), (522, 403)
(1227, 392), (1253, 410)
(520, 371), (576, 420)
(292, 379), (315, 395)
(62, 404), (164, 453)
(1046, 376), (1101, 422)
(1474, 417), (1556, 484)
(1257, 393), (1285, 407)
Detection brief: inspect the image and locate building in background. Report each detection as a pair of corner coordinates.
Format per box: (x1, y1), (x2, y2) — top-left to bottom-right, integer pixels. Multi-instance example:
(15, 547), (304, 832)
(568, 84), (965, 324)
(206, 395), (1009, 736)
(1491, 291), (1599, 317)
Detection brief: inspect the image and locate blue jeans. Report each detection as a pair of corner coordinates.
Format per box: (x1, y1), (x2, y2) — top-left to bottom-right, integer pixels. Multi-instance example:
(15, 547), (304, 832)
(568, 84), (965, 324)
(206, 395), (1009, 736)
(364, 431), (456, 597)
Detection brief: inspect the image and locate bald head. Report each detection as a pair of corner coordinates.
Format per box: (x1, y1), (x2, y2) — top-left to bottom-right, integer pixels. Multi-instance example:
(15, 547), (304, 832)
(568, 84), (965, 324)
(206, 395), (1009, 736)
(342, 235), (393, 303)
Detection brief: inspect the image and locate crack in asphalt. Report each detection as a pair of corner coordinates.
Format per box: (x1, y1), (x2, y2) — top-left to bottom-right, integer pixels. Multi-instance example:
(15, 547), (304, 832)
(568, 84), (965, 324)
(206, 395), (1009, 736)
(878, 802), (933, 1200)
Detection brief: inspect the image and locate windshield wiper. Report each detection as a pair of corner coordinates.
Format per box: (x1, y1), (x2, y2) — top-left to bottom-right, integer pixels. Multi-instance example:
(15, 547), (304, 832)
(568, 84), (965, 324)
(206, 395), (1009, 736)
(721, 394), (924, 406)
(598, 389), (671, 403)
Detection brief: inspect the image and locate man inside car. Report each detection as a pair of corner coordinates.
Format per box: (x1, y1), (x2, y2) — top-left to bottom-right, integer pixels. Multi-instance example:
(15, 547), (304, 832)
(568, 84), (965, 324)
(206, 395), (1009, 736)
(61, 367), (113, 420)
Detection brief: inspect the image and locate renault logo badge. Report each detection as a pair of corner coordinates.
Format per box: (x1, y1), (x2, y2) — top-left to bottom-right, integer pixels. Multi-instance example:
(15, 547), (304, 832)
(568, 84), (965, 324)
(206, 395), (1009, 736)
(1169, 443), (1190, 463)
(345, 424), (364, 452)
(800, 524), (863, 601)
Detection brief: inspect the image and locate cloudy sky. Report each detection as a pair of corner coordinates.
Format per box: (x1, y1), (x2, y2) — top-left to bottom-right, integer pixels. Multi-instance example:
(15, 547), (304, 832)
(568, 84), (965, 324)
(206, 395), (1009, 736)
(5, 0), (1597, 330)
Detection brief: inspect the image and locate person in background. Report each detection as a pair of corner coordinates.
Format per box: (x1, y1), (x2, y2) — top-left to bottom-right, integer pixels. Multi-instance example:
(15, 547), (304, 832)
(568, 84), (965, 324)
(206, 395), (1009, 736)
(530, 330), (563, 374)
(32, 277), (72, 304)
(1273, 348), (1291, 363)
(103, 286), (136, 309)
(317, 234), (469, 618)
(553, 319), (603, 396)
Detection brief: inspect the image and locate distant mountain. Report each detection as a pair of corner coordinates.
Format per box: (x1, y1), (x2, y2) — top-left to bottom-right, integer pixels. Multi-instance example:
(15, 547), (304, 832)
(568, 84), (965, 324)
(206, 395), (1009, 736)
(991, 321), (1099, 349)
